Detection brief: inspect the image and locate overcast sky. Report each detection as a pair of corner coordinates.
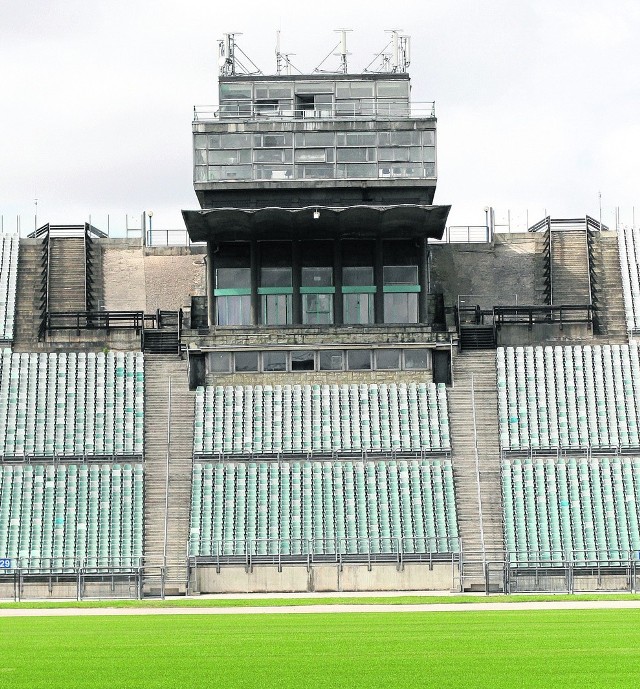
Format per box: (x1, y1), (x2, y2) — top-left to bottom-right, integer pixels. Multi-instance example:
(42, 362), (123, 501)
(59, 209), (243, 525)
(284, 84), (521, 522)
(2, 0), (639, 235)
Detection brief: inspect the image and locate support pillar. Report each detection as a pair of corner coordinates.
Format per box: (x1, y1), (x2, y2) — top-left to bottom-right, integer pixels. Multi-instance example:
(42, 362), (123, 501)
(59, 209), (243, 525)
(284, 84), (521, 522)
(334, 239), (343, 325)
(419, 236), (429, 324)
(374, 237), (384, 324)
(206, 241), (216, 327)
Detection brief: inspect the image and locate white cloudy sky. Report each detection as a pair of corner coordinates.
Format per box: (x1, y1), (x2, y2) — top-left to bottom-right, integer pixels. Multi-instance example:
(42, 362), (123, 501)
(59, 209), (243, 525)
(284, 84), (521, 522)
(1, 0), (639, 235)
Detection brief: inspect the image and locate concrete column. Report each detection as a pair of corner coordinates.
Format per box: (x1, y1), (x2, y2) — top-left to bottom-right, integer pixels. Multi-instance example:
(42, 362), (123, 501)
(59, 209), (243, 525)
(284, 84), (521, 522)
(292, 240), (302, 324)
(250, 239), (259, 325)
(333, 239), (343, 325)
(419, 236), (429, 324)
(206, 241), (216, 327)
(374, 237), (384, 324)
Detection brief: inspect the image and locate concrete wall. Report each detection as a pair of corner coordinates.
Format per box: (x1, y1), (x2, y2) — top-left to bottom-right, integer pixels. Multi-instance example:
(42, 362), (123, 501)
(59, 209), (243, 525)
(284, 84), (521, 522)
(193, 561), (456, 593)
(206, 370), (434, 387)
(430, 234), (542, 309)
(99, 240), (206, 313)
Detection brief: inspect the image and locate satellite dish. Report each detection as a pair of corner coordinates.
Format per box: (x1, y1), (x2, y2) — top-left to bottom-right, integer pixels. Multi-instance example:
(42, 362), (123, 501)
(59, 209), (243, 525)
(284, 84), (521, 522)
(218, 56), (227, 67)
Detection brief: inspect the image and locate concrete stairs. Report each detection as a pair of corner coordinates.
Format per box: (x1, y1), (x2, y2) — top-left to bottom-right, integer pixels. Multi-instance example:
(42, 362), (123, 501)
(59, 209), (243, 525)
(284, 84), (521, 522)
(591, 232), (628, 342)
(48, 237), (87, 312)
(143, 355), (195, 596)
(550, 229), (592, 305)
(12, 239), (46, 351)
(449, 351), (504, 590)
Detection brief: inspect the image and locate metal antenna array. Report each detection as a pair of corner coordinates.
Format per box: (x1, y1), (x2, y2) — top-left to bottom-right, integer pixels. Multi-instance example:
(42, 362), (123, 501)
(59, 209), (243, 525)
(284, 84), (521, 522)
(364, 30), (411, 73)
(313, 29), (352, 73)
(217, 33), (263, 77)
(275, 30), (302, 75)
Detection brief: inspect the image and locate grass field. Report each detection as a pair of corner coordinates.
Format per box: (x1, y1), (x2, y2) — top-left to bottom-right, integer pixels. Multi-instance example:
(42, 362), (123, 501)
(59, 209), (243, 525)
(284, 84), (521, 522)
(1, 609), (639, 688)
(2, 592), (640, 609)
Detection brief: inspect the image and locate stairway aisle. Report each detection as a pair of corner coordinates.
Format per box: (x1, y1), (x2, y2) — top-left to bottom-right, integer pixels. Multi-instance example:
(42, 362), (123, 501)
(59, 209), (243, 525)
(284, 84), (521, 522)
(47, 237), (87, 312)
(551, 229), (591, 305)
(449, 351), (504, 590)
(12, 239), (46, 351)
(143, 355), (195, 596)
(592, 232), (628, 342)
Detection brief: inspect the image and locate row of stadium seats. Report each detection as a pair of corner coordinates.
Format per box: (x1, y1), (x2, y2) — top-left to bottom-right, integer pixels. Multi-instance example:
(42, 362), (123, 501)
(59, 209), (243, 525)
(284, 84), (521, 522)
(617, 224), (640, 331)
(189, 460), (459, 556)
(0, 350), (144, 457)
(0, 463), (144, 571)
(502, 456), (640, 565)
(497, 345), (640, 450)
(193, 383), (450, 456)
(0, 234), (18, 342)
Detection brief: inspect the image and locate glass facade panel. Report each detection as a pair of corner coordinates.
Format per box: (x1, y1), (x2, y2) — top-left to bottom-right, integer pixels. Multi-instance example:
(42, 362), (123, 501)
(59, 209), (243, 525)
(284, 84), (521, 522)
(422, 131), (435, 146)
(261, 267), (292, 287)
(234, 351), (259, 372)
(347, 350), (371, 370)
(383, 293), (418, 324)
(337, 163), (377, 178)
(219, 83), (252, 100)
(207, 165), (251, 181)
(255, 84), (293, 99)
(216, 268), (251, 289)
(302, 294), (333, 324)
(319, 350), (343, 371)
(291, 351), (315, 371)
(378, 147), (410, 162)
(343, 267), (374, 286)
(336, 147), (375, 163)
(294, 132), (335, 146)
(208, 352), (232, 373)
(262, 294), (291, 325)
(254, 165), (293, 180)
(335, 82), (375, 98)
(343, 293), (374, 324)
(378, 130), (420, 146)
(375, 349), (400, 370)
(404, 349), (430, 370)
(336, 132), (377, 146)
(194, 134), (207, 149)
(302, 267), (332, 287)
(216, 295), (251, 325)
(383, 266), (418, 286)
(294, 149), (327, 163)
(263, 351), (287, 372)
(423, 146), (436, 163)
(253, 149), (291, 163)
(194, 165), (207, 182)
(219, 133), (252, 149)
(208, 149), (251, 165)
(295, 164), (334, 179)
(254, 133), (293, 147)
(424, 163), (436, 178)
(376, 80), (410, 98)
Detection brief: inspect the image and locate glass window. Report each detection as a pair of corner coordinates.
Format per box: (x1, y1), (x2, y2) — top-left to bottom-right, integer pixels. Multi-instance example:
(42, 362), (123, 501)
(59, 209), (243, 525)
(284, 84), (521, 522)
(336, 147), (375, 163)
(254, 165), (293, 180)
(347, 350), (371, 370)
(194, 134), (207, 149)
(295, 164), (335, 179)
(262, 294), (291, 325)
(424, 147), (436, 163)
(294, 132), (335, 146)
(234, 351), (258, 372)
(336, 132), (377, 146)
(378, 131), (420, 146)
(255, 84), (293, 99)
(343, 293), (374, 325)
(424, 163), (436, 178)
(216, 295), (251, 325)
(261, 267), (292, 288)
(207, 134), (221, 148)
(343, 267), (374, 286)
(335, 81), (375, 99)
(378, 147), (410, 162)
(404, 349), (430, 370)
(377, 80), (410, 98)
(194, 166), (207, 182)
(319, 350), (343, 371)
(302, 267), (332, 287)
(337, 164), (377, 178)
(383, 266), (418, 286)
(376, 349), (400, 370)
(208, 149), (251, 165)
(422, 131), (435, 146)
(208, 352), (231, 373)
(219, 133), (252, 149)
(291, 351), (315, 371)
(253, 149), (291, 164)
(302, 294), (333, 325)
(254, 133), (293, 147)
(219, 83), (252, 100)
(216, 268), (250, 289)
(384, 293), (418, 324)
(194, 149), (207, 165)
(263, 351), (287, 372)
(207, 165), (251, 181)
(294, 149), (327, 163)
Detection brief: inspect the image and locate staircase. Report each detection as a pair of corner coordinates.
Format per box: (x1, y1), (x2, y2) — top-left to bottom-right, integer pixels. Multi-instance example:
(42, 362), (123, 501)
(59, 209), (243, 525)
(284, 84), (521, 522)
(449, 351), (504, 590)
(12, 239), (46, 350)
(591, 232), (628, 342)
(550, 228), (592, 305)
(143, 330), (179, 354)
(47, 237), (87, 312)
(143, 355), (195, 596)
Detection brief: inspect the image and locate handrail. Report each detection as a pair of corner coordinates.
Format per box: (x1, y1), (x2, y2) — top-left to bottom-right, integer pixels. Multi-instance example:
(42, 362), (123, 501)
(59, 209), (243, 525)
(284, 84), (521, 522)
(194, 100), (436, 122)
(470, 375), (486, 564)
(83, 227), (90, 311)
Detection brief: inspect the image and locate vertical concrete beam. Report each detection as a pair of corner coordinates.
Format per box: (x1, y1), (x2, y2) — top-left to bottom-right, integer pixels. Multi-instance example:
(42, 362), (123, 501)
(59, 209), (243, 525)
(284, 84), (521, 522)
(206, 242), (216, 327)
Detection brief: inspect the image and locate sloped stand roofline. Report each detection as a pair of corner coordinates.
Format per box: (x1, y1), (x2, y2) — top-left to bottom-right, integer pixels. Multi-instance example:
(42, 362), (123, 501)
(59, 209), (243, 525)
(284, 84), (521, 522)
(182, 204), (450, 242)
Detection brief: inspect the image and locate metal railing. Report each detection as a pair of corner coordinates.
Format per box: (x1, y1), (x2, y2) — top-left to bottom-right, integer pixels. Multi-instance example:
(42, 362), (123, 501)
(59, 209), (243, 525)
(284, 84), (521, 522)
(194, 100), (436, 122)
(493, 304), (594, 329)
(431, 225), (491, 244)
(146, 228), (205, 247)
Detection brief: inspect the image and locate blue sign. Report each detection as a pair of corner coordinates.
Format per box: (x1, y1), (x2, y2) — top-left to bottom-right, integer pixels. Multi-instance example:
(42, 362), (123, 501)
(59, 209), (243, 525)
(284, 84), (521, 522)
(0, 559), (13, 569)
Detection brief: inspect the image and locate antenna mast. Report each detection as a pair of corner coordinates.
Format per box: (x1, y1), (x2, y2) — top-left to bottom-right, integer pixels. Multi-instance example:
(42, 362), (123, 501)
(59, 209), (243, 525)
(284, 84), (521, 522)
(334, 29), (352, 74)
(217, 32), (263, 77)
(364, 30), (411, 73)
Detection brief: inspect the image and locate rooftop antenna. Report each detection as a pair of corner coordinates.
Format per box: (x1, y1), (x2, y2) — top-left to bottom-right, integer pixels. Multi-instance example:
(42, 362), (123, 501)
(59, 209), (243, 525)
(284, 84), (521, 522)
(334, 29), (352, 74)
(313, 29), (353, 73)
(364, 30), (411, 73)
(275, 30), (300, 75)
(217, 32), (263, 77)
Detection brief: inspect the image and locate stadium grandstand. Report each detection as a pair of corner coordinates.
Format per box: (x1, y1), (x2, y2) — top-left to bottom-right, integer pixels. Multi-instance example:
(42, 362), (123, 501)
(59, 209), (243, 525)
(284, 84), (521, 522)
(2, 31), (640, 600)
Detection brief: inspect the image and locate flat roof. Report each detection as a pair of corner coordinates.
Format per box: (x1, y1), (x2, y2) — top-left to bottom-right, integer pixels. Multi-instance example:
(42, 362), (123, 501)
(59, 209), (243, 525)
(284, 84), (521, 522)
(182, 204), (450, 242)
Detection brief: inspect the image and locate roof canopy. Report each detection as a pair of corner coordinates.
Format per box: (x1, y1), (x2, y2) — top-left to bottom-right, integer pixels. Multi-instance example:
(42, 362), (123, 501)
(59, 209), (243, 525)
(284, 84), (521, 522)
(182, 204), (450, 243)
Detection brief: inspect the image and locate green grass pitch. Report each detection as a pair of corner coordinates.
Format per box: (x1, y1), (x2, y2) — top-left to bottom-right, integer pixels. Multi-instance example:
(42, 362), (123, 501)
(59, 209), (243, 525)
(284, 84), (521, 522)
(1, 610), (639, 688)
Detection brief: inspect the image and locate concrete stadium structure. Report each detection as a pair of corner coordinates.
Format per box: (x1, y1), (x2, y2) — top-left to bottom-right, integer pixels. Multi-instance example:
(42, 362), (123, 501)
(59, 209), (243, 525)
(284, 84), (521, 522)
(1, 34), (639, 599)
